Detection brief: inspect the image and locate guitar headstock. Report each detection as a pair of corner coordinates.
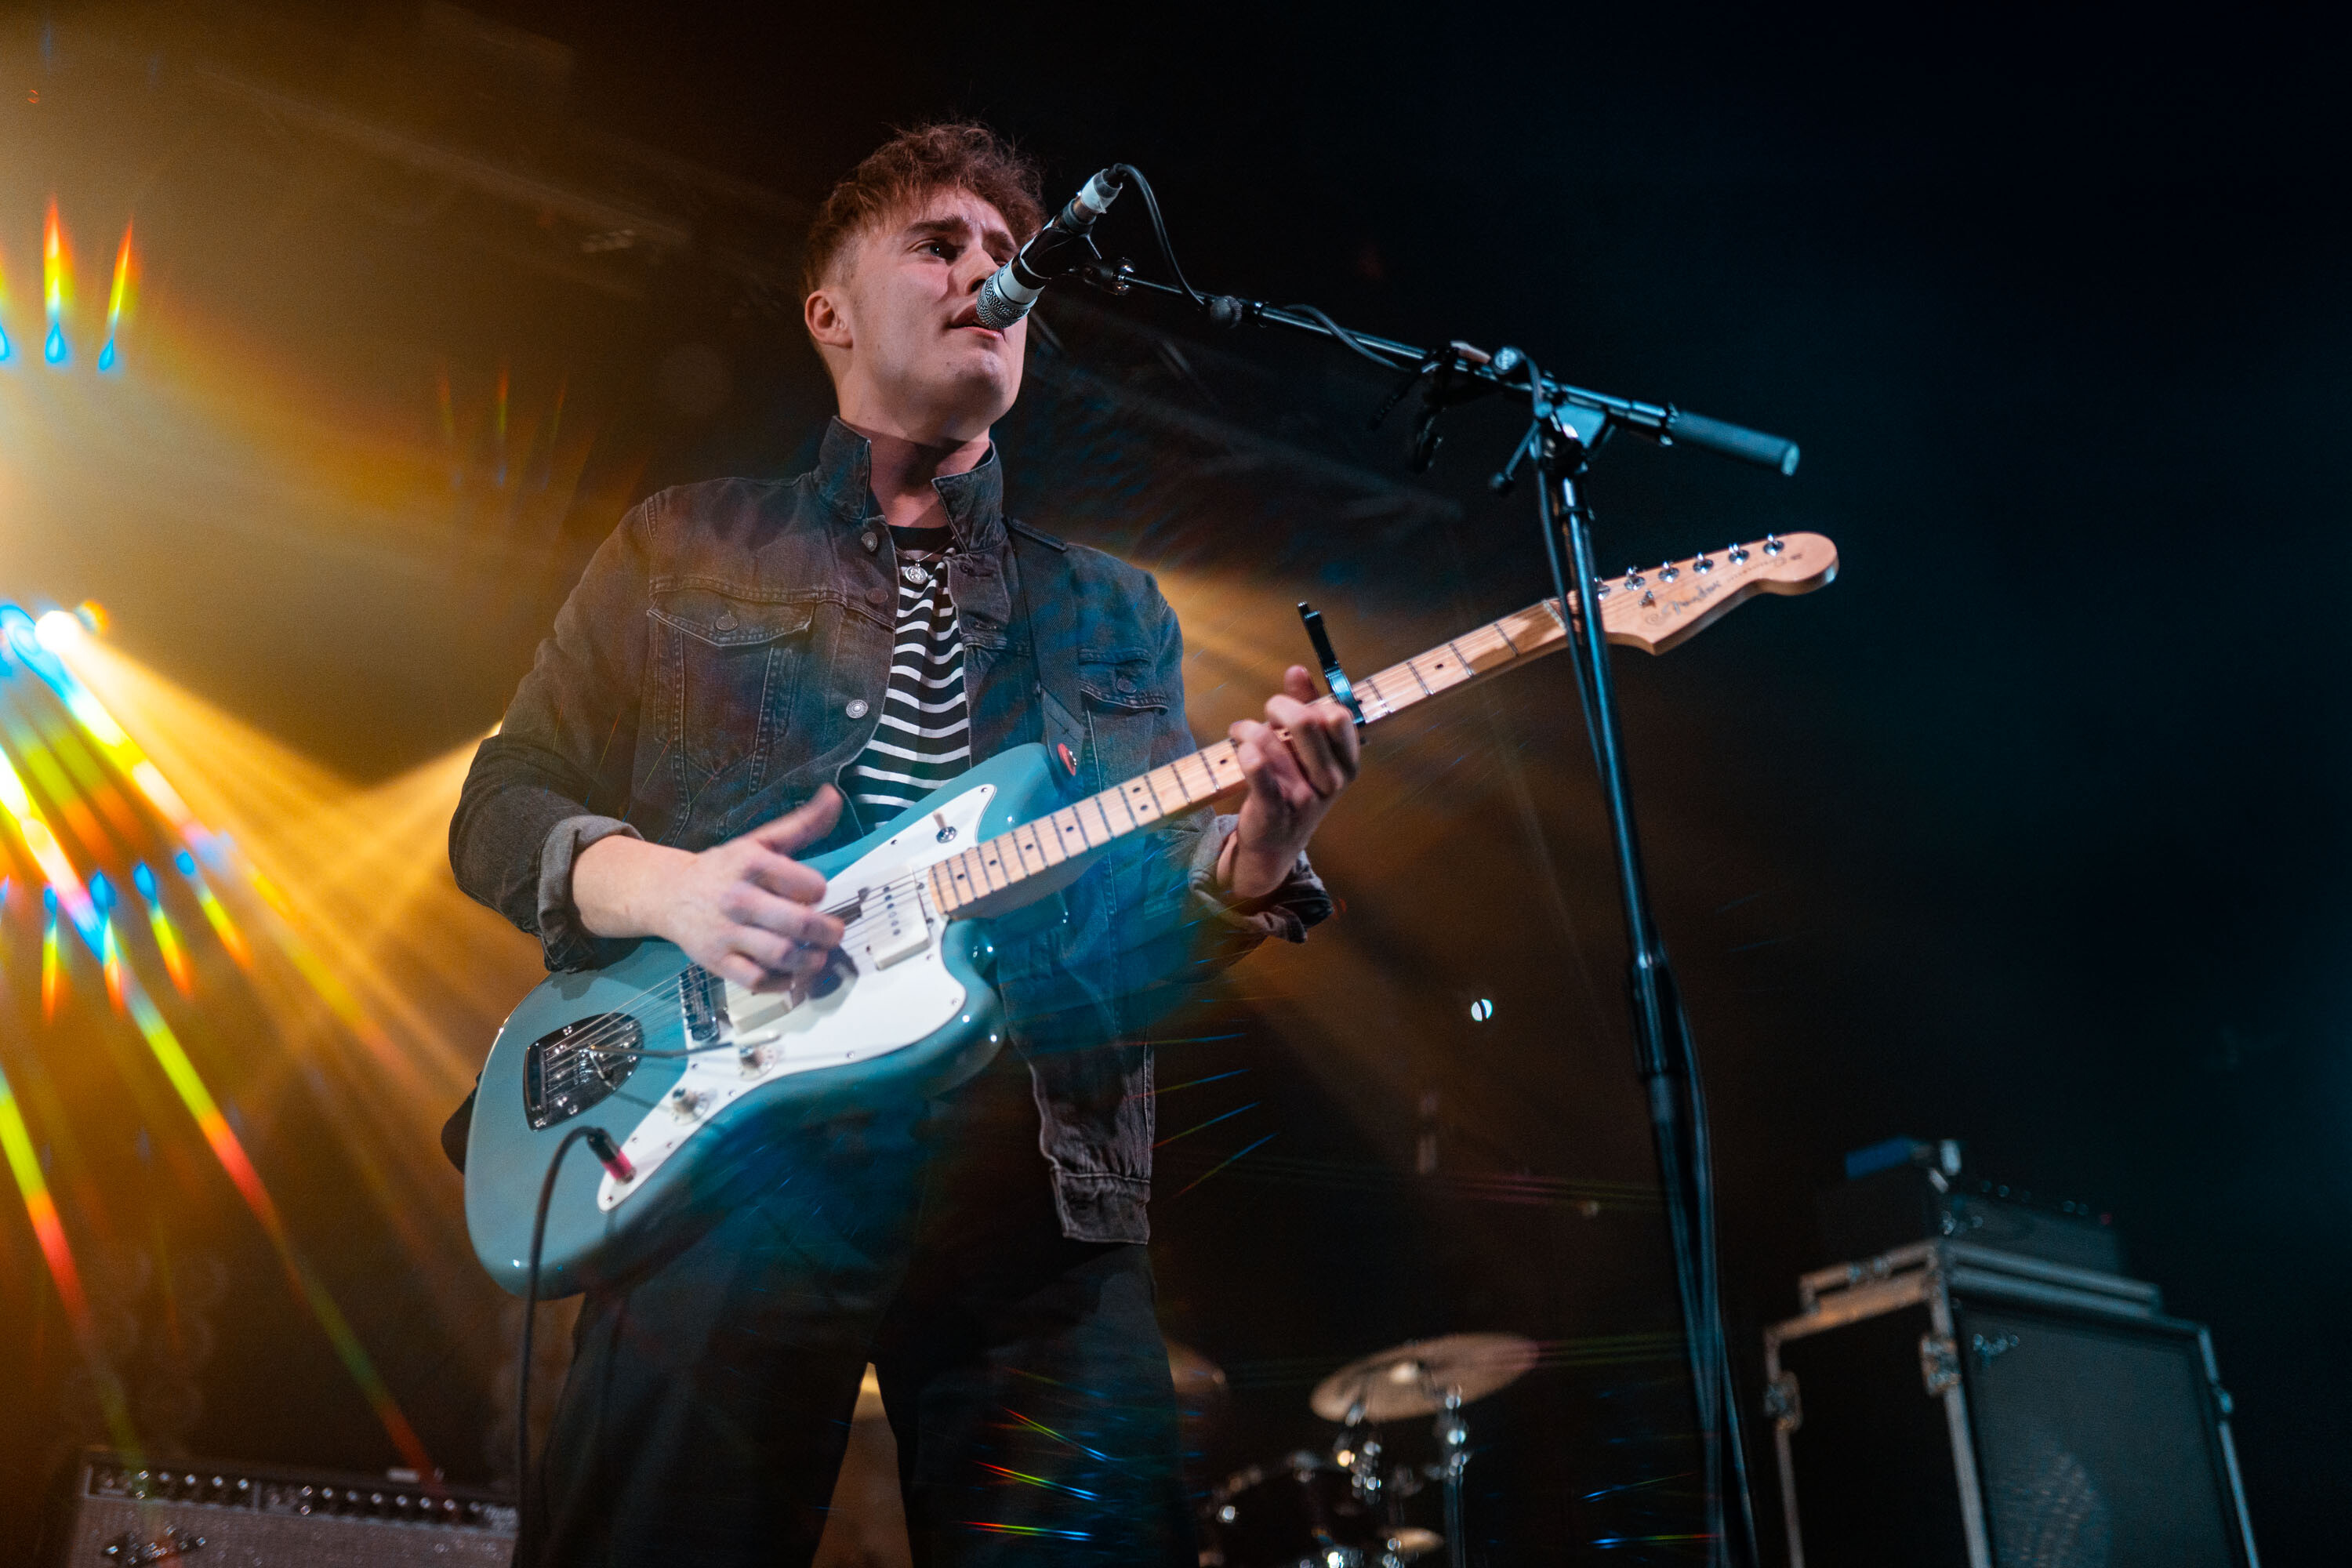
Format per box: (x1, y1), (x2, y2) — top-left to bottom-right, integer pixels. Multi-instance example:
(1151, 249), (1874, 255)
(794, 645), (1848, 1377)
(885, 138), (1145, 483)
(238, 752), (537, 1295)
(1592, 532), (1838, 655)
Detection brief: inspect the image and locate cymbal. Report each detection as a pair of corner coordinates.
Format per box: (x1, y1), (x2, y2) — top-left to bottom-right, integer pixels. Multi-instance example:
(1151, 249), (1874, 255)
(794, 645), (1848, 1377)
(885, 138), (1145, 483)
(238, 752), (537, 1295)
(1310, 1333), (1538, 1422)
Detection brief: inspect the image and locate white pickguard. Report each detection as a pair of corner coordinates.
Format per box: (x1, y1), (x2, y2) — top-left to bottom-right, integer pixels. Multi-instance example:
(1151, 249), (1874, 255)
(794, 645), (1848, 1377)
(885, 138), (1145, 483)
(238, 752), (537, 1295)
(596, 783), (996, 1210)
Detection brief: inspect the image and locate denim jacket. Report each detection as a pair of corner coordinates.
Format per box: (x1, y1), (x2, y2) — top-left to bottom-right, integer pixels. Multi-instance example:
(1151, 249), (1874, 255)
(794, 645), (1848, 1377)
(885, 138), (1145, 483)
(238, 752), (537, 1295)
(449, 419), (1330, 1243)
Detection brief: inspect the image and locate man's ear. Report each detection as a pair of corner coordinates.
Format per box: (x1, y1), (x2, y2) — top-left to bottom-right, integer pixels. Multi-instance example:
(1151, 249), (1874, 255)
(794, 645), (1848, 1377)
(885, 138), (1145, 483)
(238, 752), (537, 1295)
(805, 284), (853, 351)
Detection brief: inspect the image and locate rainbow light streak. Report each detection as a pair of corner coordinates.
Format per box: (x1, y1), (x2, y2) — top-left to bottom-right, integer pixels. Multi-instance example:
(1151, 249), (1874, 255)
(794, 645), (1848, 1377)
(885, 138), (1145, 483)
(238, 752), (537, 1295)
(0, 612), (429, 1475)
(956, 1523), (1093, 1542)
(0, 742), (100, 942)
(0, 245), (11, 362)
(0, 1053), (139, 1454)
(132, 862), (194, 995)
(173, 850), (250, 969)
(997, 1406), (1116, 1464)
(100, 916), (127, 1017)
(97, 220), (129, 372)
(42, 198), (66, 365)
(10, 608), (216, 852)
(42, 886), (63, 1020)
(975, 1462), (1099, 1501)
(1152, 1100), (1260, 1150)
(113, 956), (437, 1480)
(1169, 1131), (1278, 1199)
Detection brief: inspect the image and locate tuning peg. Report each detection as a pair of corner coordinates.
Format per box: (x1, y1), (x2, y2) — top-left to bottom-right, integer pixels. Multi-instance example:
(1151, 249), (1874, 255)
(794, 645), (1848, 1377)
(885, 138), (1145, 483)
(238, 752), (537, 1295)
(1764, 533), (1784, 555)
(1657, 561), (1681, 583)
(1622, 568), (1644, 588)
(1692, 553), (1715, 573)
(1729, 543), (1750, 564)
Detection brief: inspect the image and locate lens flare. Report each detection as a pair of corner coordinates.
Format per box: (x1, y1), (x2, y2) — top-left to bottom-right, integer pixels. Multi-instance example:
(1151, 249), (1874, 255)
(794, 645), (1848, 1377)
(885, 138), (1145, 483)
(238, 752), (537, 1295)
(42, 198), (67, 365)
(133, 861), (194, 995)
(0, 605), (438, 1476)
(114, 947), (439, 1479)
(0, 743), (100, 942)
(5, 605), (213, 852)
(172, 849), (250, 970)
(98, 912), (128, 1016)
(0, 1054), (137, 1453)
(42, 885), (64, 1021)
(97, 219), (130, 372)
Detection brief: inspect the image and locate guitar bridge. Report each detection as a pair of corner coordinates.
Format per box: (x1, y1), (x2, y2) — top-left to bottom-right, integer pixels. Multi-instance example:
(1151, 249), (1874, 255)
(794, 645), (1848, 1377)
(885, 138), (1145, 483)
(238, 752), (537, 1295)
(523, 1013), (643, 1129)
(681, 966), (729, 1043)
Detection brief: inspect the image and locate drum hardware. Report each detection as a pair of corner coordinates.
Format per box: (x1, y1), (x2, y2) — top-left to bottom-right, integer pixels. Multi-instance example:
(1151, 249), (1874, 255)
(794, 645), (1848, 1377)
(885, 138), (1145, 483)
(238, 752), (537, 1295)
(1205, 1333), (1533, 1568)
(1306, 1334), (1537, 1568)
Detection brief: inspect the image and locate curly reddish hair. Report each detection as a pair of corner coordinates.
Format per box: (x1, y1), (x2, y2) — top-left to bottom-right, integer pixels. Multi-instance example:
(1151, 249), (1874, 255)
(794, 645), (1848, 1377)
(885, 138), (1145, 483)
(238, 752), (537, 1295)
(800, 122), (1047, 303)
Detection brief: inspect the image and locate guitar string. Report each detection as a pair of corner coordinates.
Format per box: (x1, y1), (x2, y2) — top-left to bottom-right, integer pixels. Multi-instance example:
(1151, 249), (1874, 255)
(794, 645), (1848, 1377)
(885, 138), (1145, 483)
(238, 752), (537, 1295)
(546, 643), (1495, 1066)
(550, 869), (934, 1063)
(527, 602), (1590, 1071)
(514, 562), (1786, 1080)
(546, 641), (1491, 1066)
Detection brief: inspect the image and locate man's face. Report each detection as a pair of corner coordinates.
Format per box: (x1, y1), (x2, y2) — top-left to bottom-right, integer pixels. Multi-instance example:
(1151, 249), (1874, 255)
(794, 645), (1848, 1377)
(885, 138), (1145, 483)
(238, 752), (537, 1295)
(813, 189), (1027, 441)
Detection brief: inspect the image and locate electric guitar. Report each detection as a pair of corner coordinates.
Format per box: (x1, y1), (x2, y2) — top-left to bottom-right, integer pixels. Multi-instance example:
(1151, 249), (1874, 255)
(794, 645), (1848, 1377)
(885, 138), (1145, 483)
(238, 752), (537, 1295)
(463, 533), (1838, 1295)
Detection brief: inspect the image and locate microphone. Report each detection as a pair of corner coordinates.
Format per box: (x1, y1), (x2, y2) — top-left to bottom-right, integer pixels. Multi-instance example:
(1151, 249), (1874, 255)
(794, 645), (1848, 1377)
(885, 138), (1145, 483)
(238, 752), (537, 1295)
(975, 167), (1125, 330)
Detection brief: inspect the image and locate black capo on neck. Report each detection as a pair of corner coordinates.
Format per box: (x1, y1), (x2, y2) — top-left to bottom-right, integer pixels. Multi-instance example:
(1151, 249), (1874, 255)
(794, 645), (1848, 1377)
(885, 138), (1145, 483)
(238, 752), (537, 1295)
(1296, 602), (1365, 728)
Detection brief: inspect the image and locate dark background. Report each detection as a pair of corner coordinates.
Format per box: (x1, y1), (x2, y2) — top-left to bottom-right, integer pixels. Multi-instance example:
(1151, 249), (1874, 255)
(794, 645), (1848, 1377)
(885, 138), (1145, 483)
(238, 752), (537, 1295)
(2, 1), (2346, 1560)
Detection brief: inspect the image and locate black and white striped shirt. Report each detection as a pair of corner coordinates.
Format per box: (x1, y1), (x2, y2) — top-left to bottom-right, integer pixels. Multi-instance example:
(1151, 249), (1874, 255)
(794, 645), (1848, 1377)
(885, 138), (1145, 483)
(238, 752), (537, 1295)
(846, 524), (971, 822)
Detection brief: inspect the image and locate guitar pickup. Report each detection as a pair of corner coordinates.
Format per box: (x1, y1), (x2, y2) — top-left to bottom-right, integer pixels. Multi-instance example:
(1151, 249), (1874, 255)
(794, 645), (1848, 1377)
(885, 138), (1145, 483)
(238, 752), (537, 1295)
(856, 884), (931, 971)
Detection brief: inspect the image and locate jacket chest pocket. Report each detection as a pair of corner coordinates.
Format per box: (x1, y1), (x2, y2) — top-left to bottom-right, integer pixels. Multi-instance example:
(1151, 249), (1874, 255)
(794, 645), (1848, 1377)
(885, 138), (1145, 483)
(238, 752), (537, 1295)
(650, 590), (815, 787)
(1077, 652), (1172, 792)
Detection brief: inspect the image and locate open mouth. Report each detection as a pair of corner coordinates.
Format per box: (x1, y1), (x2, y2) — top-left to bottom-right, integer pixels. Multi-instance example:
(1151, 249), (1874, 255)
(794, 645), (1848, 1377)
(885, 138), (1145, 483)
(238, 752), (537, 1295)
(946, 309), (1004, 339)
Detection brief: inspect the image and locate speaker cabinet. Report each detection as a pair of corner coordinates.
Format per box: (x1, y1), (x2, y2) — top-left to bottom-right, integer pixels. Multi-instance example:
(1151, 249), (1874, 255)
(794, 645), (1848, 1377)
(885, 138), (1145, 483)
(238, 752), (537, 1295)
(43, 1450), (515, 1566)
(1762, 1243), (2259, 1568)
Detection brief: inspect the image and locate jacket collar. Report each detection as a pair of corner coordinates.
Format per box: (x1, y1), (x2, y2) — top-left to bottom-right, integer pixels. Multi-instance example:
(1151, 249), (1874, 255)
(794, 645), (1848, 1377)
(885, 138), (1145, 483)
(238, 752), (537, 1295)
(814, 416), (1006, 555)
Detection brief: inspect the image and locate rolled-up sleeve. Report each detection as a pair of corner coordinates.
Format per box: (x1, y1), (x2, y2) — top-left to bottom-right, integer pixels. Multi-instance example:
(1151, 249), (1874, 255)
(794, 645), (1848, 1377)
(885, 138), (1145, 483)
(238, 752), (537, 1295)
(1182, 811), (1332, 947)
(449, 494), (660, 971)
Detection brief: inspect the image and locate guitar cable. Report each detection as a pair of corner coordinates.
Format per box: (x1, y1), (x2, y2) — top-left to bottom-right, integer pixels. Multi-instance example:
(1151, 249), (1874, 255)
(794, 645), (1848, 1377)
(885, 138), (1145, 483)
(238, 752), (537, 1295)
(515, 1123), (626, 1556)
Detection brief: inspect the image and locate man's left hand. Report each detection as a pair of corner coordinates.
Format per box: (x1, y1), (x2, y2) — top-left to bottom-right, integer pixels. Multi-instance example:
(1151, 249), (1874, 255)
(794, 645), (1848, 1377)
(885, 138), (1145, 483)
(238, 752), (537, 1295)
(1218, 665), (1361, 901)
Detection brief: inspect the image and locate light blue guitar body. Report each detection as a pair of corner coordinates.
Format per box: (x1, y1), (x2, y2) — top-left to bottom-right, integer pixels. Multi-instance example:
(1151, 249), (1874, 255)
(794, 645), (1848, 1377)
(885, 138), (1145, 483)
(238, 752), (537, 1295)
(463, 742), (1081, 1298)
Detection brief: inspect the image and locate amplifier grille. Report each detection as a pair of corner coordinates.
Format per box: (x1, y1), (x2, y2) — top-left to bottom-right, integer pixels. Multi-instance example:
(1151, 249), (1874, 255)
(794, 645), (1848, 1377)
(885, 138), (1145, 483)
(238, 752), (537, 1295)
(51, 1450), (515, 1567)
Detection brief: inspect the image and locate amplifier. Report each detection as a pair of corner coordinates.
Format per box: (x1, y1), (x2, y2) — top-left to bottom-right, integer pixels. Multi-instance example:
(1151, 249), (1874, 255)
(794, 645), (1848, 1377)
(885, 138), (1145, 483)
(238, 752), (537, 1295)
(1762, 1243), (2259, 1568)
(43, 1450), (516, 1567)
(1819, 1142), (2125, 1276)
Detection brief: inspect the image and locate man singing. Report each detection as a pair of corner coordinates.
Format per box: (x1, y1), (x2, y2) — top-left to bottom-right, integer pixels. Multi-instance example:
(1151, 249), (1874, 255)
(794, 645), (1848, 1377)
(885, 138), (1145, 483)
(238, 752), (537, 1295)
(451, 122), (1359, 1565)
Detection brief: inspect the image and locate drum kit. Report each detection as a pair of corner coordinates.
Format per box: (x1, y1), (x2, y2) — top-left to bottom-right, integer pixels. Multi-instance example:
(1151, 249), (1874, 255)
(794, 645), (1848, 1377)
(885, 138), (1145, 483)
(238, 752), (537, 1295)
(815, 1332), (1537, 1568)
(1192, 1332), (1537, 1568)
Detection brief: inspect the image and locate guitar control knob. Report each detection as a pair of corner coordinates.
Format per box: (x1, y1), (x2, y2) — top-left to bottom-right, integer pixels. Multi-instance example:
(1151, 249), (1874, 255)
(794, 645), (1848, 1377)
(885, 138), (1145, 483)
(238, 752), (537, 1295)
(669, 1086), (706, 1118)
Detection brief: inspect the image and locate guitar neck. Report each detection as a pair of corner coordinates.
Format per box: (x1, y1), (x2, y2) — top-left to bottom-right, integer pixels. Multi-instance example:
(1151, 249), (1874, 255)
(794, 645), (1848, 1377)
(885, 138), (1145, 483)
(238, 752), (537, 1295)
(924, 600), (1572, 916)
(922, 531), (1838, 918)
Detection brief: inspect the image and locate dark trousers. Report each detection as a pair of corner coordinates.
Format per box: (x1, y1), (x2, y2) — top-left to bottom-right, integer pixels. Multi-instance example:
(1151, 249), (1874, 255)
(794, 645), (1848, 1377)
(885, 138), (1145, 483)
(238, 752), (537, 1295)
(521, 1056), (1196, 1566)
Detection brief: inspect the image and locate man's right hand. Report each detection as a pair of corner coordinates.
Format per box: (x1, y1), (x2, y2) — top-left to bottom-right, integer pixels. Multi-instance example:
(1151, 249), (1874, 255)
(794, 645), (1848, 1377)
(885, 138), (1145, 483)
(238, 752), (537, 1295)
(573, 786), (847, 992)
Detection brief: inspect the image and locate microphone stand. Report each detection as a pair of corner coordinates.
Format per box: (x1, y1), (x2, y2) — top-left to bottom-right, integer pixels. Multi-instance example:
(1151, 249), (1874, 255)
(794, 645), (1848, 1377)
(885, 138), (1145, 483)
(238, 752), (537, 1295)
(1078, 263), (1791, 1568)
